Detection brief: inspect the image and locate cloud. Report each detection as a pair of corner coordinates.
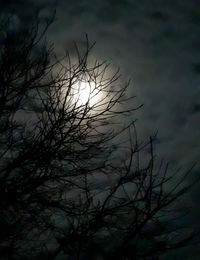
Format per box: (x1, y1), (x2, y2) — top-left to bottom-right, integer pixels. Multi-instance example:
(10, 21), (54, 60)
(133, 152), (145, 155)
(2, 0), (199, 174)
(1, 1), (200, 257)
(3, 0), (199, 181)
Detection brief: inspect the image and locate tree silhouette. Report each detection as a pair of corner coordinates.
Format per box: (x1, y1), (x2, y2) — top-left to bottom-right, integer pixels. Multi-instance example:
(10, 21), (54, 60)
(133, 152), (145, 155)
(0, 15), (199, 260)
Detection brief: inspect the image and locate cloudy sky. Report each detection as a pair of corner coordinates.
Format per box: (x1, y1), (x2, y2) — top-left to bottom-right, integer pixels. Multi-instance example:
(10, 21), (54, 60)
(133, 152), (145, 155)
(1, 0), (200, 258)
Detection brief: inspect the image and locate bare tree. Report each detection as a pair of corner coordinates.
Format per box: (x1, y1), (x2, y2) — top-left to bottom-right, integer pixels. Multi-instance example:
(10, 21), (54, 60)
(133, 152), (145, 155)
(0, 15), (199, 260)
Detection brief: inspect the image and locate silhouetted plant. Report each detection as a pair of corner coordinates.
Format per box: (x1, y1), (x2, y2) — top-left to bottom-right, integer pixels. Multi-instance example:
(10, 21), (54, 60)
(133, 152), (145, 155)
(0, 14), (198, 260)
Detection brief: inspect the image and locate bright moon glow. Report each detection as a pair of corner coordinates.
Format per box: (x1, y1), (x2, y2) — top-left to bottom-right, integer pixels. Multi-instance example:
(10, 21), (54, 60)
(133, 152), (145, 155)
(75, 81), (99, 106)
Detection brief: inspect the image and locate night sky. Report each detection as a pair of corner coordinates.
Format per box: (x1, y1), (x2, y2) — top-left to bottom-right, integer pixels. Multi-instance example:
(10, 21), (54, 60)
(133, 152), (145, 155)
(1, 0), (200, 259)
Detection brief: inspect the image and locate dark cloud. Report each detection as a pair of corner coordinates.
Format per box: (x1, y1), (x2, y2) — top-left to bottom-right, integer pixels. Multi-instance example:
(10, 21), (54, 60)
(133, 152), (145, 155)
(1, 0), (200, 258)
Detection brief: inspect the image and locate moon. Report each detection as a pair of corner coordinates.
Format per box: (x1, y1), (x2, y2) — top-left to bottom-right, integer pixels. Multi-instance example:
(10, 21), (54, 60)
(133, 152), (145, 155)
(75, 81), (100, 106)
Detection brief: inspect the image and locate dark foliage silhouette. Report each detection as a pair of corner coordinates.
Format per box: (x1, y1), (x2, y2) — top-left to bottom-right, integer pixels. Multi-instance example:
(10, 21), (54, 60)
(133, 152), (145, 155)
(0, 15), (199, 260)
